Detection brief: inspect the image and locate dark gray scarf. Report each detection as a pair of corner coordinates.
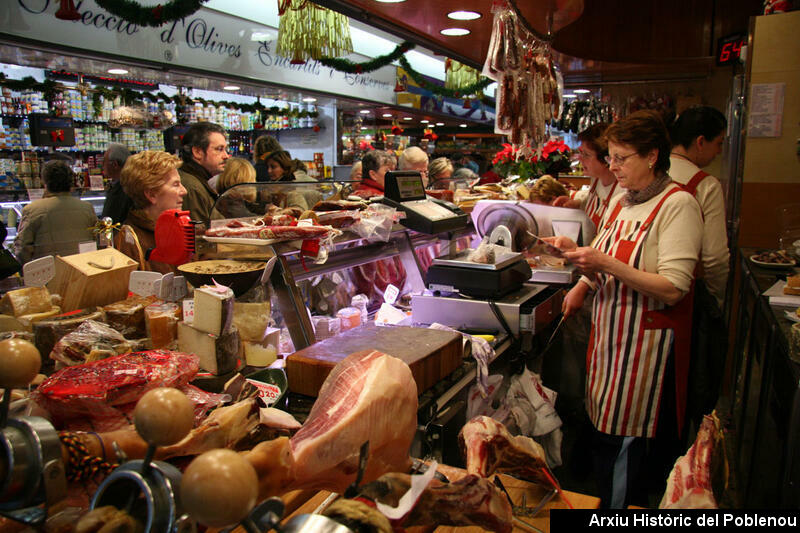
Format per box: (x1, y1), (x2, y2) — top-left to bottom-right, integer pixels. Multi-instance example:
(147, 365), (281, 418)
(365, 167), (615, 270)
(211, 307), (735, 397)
(622, 173), (672, 206)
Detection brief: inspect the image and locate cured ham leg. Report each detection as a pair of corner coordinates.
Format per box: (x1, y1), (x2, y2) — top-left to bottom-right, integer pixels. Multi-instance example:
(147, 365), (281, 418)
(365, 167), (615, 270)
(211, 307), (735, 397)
(246, 350), (418, 498)
(356, 472), (513, 533)
(459, 415), (556, 489)
(659, 412), (724, 509)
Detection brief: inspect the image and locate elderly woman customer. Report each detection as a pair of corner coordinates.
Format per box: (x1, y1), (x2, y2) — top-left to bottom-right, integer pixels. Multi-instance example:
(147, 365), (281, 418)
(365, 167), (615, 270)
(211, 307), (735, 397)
(117, 151), (187, 274)
(15, 160), (97, 264)
(550, 110), (703, 508)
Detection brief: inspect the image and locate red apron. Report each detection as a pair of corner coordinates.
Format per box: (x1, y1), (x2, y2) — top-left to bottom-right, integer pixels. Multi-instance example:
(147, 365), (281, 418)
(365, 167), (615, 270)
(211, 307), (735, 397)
(585, 178), (618, 229)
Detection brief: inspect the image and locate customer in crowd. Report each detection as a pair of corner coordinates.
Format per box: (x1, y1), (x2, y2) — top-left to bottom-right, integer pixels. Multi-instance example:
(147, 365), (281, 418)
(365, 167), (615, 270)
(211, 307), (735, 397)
(384, 150), (397, 171)
(398, 146), (430, 186)
(669, 105), (730, 435)
(14, 160), (97, 264)
(353, 150), (393, 199)
(260, 146), (321, 211)
(253, 135), (282, 183)
(349, 161), (363, 182)
(529, 175), (568, 204)
(427, 157), (454, 188)
(179, 122), (229, 225)
(550, 110), (703, 508)
(553, 123), (621, 229)
(100, 143), (133, 224)
(212, 158), (260, 219)
(117, 151), (186, 274)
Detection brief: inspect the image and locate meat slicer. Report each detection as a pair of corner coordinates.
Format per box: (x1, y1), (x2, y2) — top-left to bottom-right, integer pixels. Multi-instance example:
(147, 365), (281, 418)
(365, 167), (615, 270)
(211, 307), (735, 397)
(0, 339), (67, 527)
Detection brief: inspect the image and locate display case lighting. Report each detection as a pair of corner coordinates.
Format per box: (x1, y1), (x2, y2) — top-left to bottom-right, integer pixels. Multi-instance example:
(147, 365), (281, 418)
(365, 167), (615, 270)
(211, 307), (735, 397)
(447, 11), (481, 20)
(441, 28), (470, 36)
(574, 88), (591, 94)
(563, 94), (577, 99)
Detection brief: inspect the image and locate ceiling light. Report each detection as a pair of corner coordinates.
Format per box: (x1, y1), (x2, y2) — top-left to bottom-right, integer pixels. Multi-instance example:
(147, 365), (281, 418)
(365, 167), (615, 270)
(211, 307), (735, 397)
(440, 28), (470, 36)
(436, 122), (445, 126)
(382, 113), (393, 118)
(563, 94), (577, 99)
(223, 85), (240, 91)
(447, 10), (481, 20)
(361, 127), (368, 130)
(403, 117), (413, 120)
(574, 88), (591, 94)
(107, 68), (128, 75)
(302, 97), (317, 103)
(420, 119), (429, 123)
(360, 109), (371, 114)
(374, 0), (406, 3)
(459, 124), (468, 128)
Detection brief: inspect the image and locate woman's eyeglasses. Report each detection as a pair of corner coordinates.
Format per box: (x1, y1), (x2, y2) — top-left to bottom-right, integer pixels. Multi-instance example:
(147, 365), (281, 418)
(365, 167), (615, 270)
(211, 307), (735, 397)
(604, 152), (637, 166)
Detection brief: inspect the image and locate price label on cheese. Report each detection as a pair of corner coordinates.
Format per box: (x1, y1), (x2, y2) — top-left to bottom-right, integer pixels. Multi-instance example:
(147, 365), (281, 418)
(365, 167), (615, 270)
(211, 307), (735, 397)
(78, 241), (97, 254)
(158, 272), (175, 300)
(245, 379), (283, 407)
(383, 283), (399, 305)
(22, 255), (55, 287)
(89, 175), (105, 191)
(182, 298), (195, 324)
(129, 270), (162, 296)
(170, 276), (188, 302)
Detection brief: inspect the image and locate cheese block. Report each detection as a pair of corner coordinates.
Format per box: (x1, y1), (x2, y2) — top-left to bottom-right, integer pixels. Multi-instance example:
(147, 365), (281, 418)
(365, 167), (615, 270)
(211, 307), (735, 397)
(178, 322), (240, 375)
(33, 307), (105, 363)
(193, 285), (234, 337)
(0, 314), (29, 333)
(103, 295), (157, 339)
(0, 287), (54, 317)
(18, 307), (62, 326)
(232, 302), (271, 342)
(243, 327), (280, 367)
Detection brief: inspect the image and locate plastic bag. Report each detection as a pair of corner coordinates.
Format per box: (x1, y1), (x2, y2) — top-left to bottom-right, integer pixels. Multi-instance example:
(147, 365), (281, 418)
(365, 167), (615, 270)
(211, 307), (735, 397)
(50, 319), (133, 367)
(31, 350), (199, 431)
(180, 383), (231, 426)
(349, 204), (399, 242)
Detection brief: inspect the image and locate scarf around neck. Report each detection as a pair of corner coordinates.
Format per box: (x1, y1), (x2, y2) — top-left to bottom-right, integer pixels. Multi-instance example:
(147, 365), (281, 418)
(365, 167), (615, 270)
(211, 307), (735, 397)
(622, 172), (672, 206)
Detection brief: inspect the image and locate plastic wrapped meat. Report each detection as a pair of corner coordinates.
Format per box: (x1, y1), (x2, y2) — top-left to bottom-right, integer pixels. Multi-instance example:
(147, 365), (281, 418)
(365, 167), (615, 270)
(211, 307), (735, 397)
(32, 350), (199, 431)
(50, 319), (133, 367)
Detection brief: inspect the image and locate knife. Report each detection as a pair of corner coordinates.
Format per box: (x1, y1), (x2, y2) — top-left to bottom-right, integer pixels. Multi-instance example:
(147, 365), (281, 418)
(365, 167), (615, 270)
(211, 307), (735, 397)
(541, 314), (566, 355)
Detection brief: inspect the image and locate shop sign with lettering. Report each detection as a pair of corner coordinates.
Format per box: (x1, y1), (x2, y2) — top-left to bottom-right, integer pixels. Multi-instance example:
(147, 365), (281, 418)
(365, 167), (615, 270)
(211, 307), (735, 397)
(3, 0), (396, 104)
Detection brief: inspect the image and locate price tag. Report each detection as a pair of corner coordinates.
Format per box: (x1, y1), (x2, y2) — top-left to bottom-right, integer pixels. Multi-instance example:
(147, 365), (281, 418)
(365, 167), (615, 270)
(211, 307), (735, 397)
(331, 272), (344, 285)
(296, 219), (314, 227)
(26, 189), (45, 201)
(78, 241), (97, 253)
(158, 272), (175, 300)
(170, 276), (188, 302)
(383, 283), (399, 305)
(89, 175), (105, 191)
(260, 256), (277, 284)
(22, 255), (55, 287)
(129, 270), (162, 296)
(182, 298), (195, 324)
(245, 378), (283, 407)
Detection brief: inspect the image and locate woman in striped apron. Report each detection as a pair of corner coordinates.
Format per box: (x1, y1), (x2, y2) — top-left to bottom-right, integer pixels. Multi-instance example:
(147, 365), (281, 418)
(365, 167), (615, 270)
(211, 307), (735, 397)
(550, 111), (703, 508)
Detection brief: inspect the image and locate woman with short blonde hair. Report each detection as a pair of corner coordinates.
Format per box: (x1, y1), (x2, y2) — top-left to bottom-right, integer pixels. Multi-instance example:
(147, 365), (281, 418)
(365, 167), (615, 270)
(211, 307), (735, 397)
(427, 157), (454, 187)
(120, 151), (183, 208)
(217, 157), (256, 194)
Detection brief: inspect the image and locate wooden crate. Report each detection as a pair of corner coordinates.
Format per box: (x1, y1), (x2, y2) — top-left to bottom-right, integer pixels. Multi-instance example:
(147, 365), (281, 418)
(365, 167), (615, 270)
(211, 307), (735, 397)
(49, 248), (138, 312)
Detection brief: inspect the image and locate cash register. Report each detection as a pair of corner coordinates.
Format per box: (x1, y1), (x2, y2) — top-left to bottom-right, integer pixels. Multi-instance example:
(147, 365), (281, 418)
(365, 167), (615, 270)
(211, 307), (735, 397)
(381, 171), (468, 234)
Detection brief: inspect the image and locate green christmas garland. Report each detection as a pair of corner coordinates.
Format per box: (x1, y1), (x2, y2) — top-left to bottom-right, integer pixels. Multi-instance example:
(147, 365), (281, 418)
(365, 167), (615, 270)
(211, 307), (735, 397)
(94, 0), (209, 28)
(398, 56), (492, 98)
(318, 41), (415, 74)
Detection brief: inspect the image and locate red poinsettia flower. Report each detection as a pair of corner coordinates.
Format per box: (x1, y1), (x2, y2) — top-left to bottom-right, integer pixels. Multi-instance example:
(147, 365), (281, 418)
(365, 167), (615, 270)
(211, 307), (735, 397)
(492, 143), (515, 165)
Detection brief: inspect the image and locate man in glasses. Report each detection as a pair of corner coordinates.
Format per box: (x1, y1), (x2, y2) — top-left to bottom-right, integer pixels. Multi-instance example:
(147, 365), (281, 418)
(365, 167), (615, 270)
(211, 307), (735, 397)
(179, 122), (230, 225)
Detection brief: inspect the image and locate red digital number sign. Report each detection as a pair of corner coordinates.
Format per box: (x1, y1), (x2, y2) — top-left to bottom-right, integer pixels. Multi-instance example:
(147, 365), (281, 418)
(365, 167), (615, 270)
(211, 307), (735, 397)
(717, 34), (745, 66)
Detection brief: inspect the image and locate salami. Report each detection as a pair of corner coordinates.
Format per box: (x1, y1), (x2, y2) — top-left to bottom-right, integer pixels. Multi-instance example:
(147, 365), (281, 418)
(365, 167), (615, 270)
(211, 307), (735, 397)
(205, 224), (332, 240)
(312, 199), (368, 212)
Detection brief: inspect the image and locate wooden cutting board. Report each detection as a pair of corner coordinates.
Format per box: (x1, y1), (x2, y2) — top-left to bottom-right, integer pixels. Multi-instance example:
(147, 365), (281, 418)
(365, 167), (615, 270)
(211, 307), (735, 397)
(286, 324), (463, 397)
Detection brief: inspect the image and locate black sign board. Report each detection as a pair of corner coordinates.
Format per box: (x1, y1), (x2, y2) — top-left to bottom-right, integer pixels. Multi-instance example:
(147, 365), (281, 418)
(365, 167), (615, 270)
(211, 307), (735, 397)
(29, 114), (75, 147)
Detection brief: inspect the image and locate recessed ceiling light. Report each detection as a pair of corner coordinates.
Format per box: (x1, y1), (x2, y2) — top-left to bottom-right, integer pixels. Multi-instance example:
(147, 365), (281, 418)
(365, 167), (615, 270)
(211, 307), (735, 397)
(563, 94), (577, 99)
(403, 117), (413, 120)
(440, 28), (470, 36)
(459, 124), (468, 128)
(574, 88), (591, 94)
(107, 68), (128, 75)
(361, 127), (368, 130)
(420, 119), (429, 123)
(223, 85), (240, 91)
(436, 122), (445, 126)
(382, 113), (393, 118)
(359, 109), (371, 114)
(374, 0), (406, 3)
(302, 97), (317, 103)
(447, 10), (481, 20)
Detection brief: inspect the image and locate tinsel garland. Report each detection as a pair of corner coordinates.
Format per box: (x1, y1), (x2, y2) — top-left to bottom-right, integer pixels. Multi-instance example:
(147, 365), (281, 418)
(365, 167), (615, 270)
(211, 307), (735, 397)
(445, 59), (483, 95)
(318, 41), (415, 74)
(93, 0), (209, 28)
(398, 56), (492, 98)
(277, 0), (353, 64)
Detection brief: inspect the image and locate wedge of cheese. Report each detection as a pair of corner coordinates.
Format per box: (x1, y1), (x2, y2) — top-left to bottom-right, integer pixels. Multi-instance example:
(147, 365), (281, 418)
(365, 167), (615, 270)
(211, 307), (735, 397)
(0, 287), (54, 317)
(178, 321), (240, 375)
(232, 301), (271, 342)
(193, 285), (234, 336)
(243, 327), (280, 367)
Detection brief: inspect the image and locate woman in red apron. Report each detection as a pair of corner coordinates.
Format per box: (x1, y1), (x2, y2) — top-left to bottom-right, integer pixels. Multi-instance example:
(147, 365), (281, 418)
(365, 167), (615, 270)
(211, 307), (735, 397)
(553, 123), (620, 228)
(550, 111), (703, 508)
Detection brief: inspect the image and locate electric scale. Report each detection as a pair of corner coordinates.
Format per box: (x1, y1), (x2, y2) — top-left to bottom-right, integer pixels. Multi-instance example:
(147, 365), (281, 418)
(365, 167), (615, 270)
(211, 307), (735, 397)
(382, 171), (468, 234)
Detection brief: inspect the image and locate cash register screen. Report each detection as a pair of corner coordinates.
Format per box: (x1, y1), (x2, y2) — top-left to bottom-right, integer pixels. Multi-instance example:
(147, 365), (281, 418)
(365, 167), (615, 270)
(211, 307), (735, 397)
(395, 173), (426, 199)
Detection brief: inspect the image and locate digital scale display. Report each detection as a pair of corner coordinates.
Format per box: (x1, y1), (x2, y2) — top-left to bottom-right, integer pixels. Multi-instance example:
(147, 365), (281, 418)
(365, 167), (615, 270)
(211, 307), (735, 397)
(395, 174), (426, 200)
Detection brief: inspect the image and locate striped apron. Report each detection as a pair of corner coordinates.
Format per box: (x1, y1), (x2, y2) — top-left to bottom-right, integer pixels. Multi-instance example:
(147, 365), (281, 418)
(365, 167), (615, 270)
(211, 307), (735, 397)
(586, 184), (693, 438)
(585, 178), (618, 229)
